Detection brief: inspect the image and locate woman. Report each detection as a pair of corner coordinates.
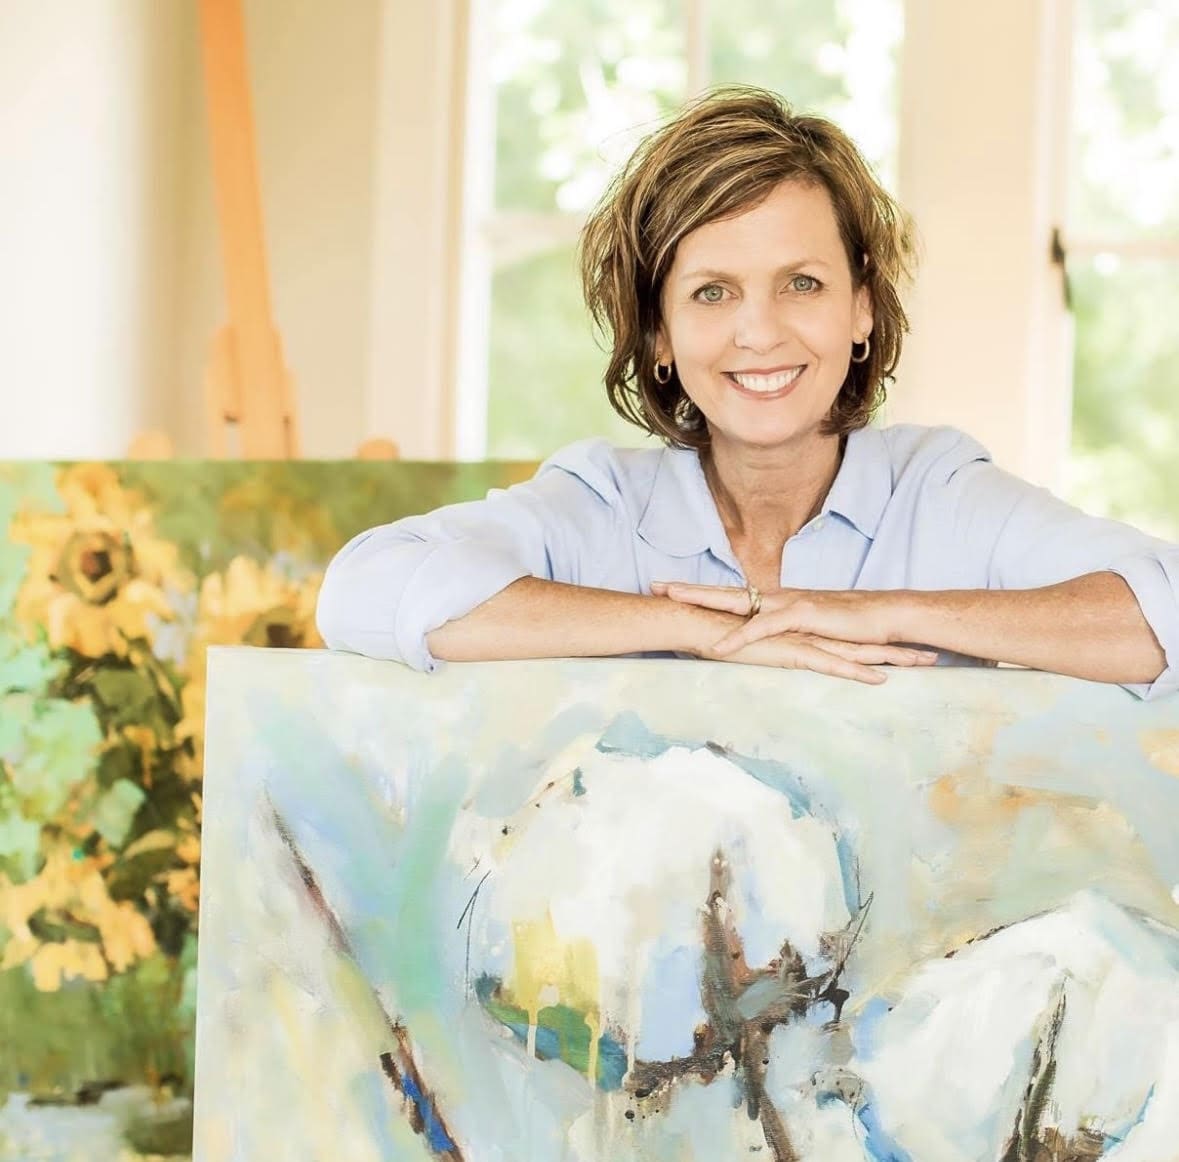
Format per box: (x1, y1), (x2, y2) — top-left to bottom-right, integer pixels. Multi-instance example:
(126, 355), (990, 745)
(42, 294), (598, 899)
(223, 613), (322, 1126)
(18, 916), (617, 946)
(317, 88), (1177, 698)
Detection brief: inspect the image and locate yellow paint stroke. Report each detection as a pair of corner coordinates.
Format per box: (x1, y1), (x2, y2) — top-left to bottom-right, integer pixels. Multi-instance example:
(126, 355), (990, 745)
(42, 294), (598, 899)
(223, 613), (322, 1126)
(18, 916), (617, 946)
(917, 766), (1167, 960)
(1141, 729), (1179, 777)
(510, 910), (601, 1083)
(928, 768), (1059, 825)
(271, 975), (340, 1161)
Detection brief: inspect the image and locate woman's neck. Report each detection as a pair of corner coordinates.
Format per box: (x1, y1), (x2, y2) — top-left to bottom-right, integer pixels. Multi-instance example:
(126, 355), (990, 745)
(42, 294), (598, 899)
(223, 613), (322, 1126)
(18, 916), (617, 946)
(702, 431), (844, 547)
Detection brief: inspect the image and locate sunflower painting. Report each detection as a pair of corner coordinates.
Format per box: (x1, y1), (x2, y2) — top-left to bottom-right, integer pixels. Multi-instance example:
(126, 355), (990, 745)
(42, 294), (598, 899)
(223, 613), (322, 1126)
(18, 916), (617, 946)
(0, 459), (532, 1161)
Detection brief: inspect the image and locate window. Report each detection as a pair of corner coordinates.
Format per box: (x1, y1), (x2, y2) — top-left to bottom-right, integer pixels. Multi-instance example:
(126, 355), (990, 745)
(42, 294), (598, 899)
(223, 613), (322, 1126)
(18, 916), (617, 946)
(1064, 0), (1179, 538)
(463, 0), (903, 460)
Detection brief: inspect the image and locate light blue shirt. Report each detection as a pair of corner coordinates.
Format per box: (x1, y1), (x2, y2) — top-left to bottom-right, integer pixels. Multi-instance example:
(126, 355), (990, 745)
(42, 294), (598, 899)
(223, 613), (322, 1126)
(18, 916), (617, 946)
(316, 424), (1179, 699)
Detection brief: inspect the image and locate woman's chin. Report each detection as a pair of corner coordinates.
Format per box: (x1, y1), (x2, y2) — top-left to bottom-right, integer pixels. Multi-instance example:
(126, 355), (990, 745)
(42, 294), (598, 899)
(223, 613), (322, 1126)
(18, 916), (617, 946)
(707, 416), (829, 454)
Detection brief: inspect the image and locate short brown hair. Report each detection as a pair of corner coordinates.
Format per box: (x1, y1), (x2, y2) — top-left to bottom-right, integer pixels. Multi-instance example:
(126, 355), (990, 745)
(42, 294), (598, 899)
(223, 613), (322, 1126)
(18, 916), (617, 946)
(579, 86), (917, 448)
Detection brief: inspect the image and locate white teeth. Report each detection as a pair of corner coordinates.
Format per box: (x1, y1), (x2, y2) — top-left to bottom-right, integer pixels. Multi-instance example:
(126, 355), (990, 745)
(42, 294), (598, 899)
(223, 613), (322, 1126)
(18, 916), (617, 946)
(730, 367), (805, 392)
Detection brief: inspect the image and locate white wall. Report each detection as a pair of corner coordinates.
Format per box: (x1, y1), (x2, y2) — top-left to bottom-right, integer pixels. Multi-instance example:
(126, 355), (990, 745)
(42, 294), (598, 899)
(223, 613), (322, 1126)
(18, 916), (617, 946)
(0, 1), (186, 458)
(0, 0), (382, 461)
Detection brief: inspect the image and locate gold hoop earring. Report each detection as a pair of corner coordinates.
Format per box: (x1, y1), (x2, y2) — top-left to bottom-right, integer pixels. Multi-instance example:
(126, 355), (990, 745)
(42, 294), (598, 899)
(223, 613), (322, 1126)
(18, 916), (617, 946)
(851, 337), (871, 365)
(654, 360), (673, 385)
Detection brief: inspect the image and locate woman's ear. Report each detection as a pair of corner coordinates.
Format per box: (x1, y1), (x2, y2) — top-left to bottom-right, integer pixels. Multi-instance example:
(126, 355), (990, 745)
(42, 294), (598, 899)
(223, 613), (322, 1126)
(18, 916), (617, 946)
(654, 324), (670, 365)
(853, 284), (874, 342)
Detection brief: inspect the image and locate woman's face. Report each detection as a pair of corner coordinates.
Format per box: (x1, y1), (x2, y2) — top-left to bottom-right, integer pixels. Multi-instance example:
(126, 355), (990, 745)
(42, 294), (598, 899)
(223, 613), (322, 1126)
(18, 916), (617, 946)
(657, 179), (873, 455)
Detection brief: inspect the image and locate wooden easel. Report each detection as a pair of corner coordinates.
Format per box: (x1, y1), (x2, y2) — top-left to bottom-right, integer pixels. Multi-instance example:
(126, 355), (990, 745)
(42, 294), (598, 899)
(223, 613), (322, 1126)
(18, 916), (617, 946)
(196, 0), (298, 459)
(129, 0), (398, 462)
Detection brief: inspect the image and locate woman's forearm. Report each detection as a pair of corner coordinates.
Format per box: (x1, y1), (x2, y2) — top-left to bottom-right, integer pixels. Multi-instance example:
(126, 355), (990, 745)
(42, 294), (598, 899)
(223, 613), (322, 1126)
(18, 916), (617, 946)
(426, 576), (737, 662)
(430, 577), (942, 682)
(889, 571), (1166, 684)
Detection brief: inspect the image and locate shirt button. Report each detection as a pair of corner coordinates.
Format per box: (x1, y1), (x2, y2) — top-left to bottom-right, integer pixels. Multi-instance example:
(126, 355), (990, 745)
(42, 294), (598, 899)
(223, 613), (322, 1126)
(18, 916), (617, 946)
(812, 517), (825, 531)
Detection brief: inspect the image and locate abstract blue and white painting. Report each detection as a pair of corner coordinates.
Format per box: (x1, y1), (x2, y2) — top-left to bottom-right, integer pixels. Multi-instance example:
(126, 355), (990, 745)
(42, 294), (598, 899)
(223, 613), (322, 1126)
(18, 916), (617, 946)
(194, 649), (1179, 1161)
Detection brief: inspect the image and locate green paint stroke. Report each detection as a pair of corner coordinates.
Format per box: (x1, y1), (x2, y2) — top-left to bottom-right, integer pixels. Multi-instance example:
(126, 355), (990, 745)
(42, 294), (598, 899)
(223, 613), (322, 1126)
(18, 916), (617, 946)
(387, 755), (470, 1014)
(476, 980), (627, 1091)
(89, 779), (148, 848)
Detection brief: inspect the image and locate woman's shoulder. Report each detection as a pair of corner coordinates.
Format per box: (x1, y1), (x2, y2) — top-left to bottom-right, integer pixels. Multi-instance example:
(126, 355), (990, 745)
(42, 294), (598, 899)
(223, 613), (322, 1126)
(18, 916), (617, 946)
(856, 423), (1030, 512)
(533, 437), (670, 508)
(870, 422), (994, 481)
(867, 423), (1048, 528)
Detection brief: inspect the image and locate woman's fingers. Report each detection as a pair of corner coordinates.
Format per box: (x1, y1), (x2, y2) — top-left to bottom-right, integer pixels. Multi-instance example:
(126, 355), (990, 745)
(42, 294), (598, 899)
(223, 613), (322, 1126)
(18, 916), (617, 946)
(655, 585), (922, 661)
(712, 611), (795, 654)
(651, 581), (753, 615)
(717, 620), (938, 664)
(810, 639), (938, 667)
(718, 632), (939, 685)
(783, 641), (888, 685)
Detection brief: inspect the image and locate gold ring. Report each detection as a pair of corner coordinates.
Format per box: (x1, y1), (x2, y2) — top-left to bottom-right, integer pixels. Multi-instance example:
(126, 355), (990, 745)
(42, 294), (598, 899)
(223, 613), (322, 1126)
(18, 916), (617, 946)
(746, 585), (762, 618)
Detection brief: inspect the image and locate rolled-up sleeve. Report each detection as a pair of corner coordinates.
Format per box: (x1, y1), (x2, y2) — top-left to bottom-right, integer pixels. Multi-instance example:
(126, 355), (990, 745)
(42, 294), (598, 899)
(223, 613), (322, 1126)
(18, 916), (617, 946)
(949, 458), (1179, 700)
(1104, 552), (1179, 699)
(315, 441), (624, 672)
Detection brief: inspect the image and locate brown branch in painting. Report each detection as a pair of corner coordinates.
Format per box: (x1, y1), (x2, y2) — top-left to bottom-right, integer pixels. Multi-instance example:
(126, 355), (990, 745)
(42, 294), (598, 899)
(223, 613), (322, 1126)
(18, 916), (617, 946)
(999, 987), (1109, 1162)
(1002, 986), (1067, 1162)
(270, 808), (351, 954)
(628, 848), (870, 1162)
(268, 802), (467, 1162)
(378, 1024), (466, 1162)
(1036, 1127), (1110, 1162)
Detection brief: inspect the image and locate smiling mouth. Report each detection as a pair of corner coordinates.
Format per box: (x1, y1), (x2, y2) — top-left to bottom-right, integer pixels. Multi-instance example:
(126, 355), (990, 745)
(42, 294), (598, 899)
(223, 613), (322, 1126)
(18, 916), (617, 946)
(725, 366), (806, 395)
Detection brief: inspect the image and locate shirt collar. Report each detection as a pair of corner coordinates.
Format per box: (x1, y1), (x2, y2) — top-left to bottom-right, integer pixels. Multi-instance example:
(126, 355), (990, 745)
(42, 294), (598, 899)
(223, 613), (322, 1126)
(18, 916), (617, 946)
(637, 444), (725, 558)
(636, 424), (893, 557)
(821, 424), (892, 539)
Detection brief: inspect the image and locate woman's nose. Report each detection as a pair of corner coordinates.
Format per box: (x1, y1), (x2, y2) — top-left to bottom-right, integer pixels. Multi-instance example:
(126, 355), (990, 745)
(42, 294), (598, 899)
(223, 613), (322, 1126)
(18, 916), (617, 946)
(732, 296), (788, 353)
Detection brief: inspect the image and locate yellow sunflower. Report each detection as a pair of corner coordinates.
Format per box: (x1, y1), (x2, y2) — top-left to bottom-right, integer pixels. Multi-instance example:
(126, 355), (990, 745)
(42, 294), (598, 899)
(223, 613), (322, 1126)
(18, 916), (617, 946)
(0, 838), (156, 990)
(176, 556), (323, 779)
(9, 464), (191, 659)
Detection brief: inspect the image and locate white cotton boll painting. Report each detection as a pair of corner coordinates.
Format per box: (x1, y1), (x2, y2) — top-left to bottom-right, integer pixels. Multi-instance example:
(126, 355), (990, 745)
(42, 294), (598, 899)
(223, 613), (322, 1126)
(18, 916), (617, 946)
(193, 650), (1179, 1162)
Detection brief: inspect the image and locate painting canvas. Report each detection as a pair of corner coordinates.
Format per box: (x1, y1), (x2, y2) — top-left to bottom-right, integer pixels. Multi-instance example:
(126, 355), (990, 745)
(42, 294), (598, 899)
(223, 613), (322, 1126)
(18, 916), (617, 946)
(195, 649), (1179, 1161)
(0, 460), (532, 1161)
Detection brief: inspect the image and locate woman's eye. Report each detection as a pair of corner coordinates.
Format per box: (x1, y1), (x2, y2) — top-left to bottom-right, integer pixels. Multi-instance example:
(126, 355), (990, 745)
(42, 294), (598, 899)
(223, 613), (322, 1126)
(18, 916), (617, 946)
(695, 284), (726, 303)
(790, 274), (820, 293)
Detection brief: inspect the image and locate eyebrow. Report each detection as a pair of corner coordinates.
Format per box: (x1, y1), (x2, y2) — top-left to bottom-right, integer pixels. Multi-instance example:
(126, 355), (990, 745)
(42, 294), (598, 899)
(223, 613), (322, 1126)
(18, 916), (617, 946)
(677, 259), (832, 283)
